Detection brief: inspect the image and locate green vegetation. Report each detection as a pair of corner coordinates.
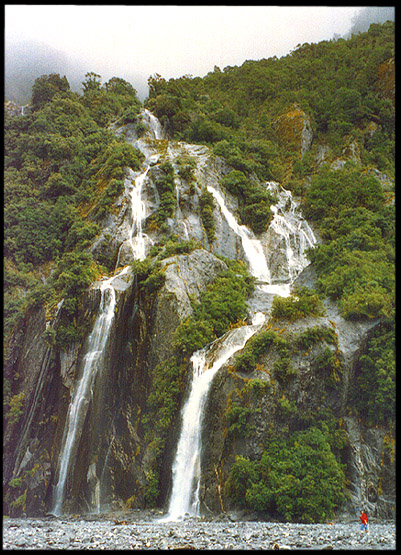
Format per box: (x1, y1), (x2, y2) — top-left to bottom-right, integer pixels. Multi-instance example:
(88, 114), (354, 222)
(220, 170), (276, 234)
(144, 24), (395, 433)
(148, 161), (176, 229)
(294, 325), (337, 350)
(4, 21), (395, 515)
(199, 188), (217, 244)
(131, 258), (166, 293)
(271, 286), (325, 321)
(142, 257), (255, 502)
(305, 165), (394, 321)
(350, 322), (395, 426)
(4, 72), (143, 342)
(173, 258), (254, 355)
(5, 391), (26, 425)
(226, 427), (346, 523)
(234, 330), (285, 373)
(302, 163), (394, 423)
(146, 22), (394, 181)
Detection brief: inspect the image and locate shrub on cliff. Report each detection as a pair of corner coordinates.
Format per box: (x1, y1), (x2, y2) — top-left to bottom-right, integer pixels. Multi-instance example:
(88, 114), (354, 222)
(173, 259), (254, 355)
(271, 286), (325, 321)
(226, 427), (346, 523)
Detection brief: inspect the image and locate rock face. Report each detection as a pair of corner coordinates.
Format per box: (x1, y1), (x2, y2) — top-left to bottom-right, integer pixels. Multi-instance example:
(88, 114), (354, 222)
(3, 110), (394, 521)
(200, 277), (394, 519)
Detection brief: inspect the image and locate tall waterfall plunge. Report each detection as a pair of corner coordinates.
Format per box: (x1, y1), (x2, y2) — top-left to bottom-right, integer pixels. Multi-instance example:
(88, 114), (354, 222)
(52, 269), (129, 515)
(164, 313), (265, 522)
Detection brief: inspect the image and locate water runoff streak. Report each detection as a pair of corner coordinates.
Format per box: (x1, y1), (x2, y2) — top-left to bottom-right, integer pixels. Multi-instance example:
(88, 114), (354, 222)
(125, 109), (164, 261)
(129, 165), (150, 260)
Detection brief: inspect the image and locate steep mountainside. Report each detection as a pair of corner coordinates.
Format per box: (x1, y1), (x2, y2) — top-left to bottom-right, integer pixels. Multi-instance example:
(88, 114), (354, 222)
(4, 22), (394, 522)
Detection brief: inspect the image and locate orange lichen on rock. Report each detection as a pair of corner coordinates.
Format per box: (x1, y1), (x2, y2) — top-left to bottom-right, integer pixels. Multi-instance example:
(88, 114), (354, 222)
(377, 57), (395, 106)
(273, 103), (313, 157)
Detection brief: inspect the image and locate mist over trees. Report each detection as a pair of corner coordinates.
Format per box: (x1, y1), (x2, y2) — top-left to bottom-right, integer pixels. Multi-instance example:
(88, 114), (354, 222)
(5, 39), (87, 105)
(5, 7), (395, 107)
(5, 39), (149, 105)
(346, 6), (395, 37)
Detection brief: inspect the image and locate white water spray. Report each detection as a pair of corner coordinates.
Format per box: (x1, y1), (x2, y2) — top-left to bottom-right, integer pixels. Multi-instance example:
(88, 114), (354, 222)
(165, 181), (316, 520)
(129, 165), (150, 260)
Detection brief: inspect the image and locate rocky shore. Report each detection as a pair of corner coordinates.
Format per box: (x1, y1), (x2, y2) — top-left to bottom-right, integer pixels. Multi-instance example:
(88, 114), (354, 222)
(2, 510), (396, 550)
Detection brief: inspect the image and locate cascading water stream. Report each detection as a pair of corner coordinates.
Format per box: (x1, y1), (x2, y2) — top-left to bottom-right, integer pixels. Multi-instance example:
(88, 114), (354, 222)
(51, 267), (129, 516)
(165, 181), (316, 521)
(52, 110), (164, 515)
(164, 313), (265, 521)
(207, 185), (271, 283)
(117, 108), (165, 264)
(129, 165), (150, 260)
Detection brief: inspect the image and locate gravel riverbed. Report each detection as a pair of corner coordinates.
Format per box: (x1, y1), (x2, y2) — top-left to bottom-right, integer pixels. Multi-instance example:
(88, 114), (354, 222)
(3, 511), (396, 550)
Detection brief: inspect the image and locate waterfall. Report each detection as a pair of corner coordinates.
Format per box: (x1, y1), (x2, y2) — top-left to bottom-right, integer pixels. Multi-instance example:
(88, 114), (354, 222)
(262, 182), (316, 295)
(51, 268), (129, 516)
(51, 109), (165, 515)
(207, 186), (271, 283)
(129, 165), (150, 260)
(142, 108), (163, 140)
(164, 313), (265, 521)
(165, 181), (315, 521)
(208, 183), (316, 298)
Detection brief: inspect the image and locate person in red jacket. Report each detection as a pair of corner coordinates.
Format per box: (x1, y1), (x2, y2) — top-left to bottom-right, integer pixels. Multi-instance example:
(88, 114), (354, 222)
(359, 510), (369, 532)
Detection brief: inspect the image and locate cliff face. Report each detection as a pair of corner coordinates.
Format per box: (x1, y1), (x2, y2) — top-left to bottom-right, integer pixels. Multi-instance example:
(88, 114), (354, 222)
(3, 109), (395, 520)
(201, 269), (394, 519)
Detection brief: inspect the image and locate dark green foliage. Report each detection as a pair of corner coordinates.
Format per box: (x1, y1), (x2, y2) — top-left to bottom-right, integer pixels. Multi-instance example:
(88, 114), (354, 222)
(31, 73), (70, 111)
(303, 164), (385, 223)
(314, 347), (342, 388)
(4, 72), (143, 339)
(150, 161), (176, 226)
(294, 326), (338, 350)
(226, 427), (346, 523)
(53, 251), (100, 347)
(350, 322), (395, 426)
(273, 357), (298, 384)
(176, 156), (196, 184)
(131, 258), (165, 293)
(94, 178), (125, 219)
(154, 236), (201, 260)
(81, 73), (141, 127)
(234, 330), (280, 373)
(187, 115), (229, 143)
(305, 166), (394, 321)
(145, 22), (394, 180)
(144, 470), (160, 507)
(225, 405), (257, 437)
(4, 197), (75, 265)
(271, 286), (325, 321)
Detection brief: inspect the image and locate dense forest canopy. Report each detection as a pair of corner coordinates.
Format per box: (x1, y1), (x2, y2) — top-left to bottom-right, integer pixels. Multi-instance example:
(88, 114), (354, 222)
(4, 20), (394, 439)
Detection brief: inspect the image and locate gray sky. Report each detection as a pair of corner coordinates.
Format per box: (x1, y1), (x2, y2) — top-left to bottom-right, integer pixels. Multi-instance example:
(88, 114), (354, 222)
(6, 5), (362, 83)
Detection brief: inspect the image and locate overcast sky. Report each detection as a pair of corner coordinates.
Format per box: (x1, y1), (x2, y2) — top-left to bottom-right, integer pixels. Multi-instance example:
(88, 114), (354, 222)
(5, 5), (363, 81)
